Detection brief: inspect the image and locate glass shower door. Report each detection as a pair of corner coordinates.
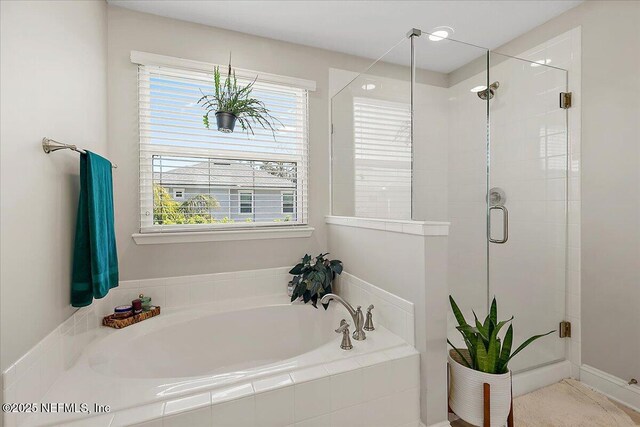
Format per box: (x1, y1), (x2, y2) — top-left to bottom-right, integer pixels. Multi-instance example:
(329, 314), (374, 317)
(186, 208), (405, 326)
(488, 52), (569, 372)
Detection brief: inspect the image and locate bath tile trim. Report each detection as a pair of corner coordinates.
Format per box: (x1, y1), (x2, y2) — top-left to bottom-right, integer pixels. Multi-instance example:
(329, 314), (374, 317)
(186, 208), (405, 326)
(326, 215), (450, 236)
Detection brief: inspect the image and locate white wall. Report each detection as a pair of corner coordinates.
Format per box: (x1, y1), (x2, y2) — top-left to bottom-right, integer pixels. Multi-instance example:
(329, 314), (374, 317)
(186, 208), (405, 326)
(0, 0), (108, 372)
(107, 5), (445, 281)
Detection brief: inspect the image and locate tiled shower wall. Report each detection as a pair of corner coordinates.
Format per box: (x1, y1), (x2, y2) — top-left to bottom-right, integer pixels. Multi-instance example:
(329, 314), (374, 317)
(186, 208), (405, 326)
(446, 28), (581, 374)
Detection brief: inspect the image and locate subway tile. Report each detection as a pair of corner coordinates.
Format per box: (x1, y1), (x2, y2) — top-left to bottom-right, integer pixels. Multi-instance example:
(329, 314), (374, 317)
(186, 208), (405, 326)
(163, 407), (211, 427)
(360, 394), (395, 427)
(361, 360), (393, 402)
(111, 402), (164, 426)
(295, 414), (331, 427)
(211, 383), (254, 405)
(165, 284), (190, 308)
(189, 282), (214, 305)
(330, 368), (363, 411)
(255, 386), (294, 427)
(164, 393), (211, 416)
(330, 404), (363, 427)
(294, 378), (331, 421)
(253, 374), (293, 394)
(291, 366), (329, 384)
(212, 396), (255, 427)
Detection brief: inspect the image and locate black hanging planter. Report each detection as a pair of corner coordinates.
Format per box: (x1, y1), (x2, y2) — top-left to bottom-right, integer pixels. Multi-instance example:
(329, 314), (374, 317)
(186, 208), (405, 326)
(215, 112), (237, 133)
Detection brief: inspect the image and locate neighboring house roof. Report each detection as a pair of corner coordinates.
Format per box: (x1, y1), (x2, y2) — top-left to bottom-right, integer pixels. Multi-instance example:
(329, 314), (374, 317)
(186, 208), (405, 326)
(154, 161), (296, 189)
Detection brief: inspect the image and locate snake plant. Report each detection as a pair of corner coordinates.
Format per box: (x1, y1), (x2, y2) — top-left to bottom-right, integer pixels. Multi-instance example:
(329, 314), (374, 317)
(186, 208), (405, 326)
(448, 295), (554, 374)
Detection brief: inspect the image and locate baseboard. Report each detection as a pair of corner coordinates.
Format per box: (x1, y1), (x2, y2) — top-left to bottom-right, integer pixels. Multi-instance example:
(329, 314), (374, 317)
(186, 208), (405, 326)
(512, 360), (572, 397)
(580, 364), (640, 412)
(426, 422), (450, 427)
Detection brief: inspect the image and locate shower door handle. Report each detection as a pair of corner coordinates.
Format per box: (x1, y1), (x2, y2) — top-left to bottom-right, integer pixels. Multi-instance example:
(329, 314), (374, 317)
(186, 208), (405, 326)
(489, 205), (509, 244)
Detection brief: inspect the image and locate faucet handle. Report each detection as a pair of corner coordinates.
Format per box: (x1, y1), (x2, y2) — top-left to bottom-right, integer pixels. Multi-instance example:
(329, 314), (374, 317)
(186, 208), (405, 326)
(335, 319), (353, 350)
(335, 319), (350, 334)
(364, 305), (375, 331)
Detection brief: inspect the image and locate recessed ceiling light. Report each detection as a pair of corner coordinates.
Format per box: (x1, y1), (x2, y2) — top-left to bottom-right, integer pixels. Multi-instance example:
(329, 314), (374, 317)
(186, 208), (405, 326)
(470, 85), (487, 93)
(531, 59), (551, 67)
(428, 26), (454, 42)
(361, 83), (376, 91)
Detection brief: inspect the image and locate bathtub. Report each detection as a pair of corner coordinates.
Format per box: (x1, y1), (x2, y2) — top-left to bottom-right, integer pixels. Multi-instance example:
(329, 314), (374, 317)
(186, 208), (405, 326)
(25, 294), (420, 427)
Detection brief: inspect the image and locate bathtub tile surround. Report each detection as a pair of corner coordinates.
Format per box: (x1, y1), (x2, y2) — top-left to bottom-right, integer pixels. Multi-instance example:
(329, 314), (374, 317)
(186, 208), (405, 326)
(2, 268), (419, 427)
(334, 272), (416, 345)
(1, 306), (94, 427)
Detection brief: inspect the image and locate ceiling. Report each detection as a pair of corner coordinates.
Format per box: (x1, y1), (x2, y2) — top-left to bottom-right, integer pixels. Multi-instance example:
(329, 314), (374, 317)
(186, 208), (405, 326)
(108, 0), (582, 73)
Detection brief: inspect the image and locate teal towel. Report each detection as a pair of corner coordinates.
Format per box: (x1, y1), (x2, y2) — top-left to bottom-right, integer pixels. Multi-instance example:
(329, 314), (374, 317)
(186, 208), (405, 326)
(71, 151), (119, 307)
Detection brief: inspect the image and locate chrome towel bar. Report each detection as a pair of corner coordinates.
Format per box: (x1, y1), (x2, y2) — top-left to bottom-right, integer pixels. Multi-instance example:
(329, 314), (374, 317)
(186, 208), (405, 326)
(42, 138), (117, 168)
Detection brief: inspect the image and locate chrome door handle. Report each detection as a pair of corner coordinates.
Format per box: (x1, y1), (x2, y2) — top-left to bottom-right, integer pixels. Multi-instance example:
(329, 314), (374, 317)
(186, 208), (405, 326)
(489, 205), (509, 244)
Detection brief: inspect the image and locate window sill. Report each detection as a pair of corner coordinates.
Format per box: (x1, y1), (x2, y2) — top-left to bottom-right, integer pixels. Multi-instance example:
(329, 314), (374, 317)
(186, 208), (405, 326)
(132, 226), (314, 245)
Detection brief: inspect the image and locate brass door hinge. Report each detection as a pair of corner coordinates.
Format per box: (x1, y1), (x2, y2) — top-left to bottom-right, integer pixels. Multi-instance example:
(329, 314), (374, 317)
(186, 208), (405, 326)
(560, 92), (572, 109)
(559, 320), (572, 338)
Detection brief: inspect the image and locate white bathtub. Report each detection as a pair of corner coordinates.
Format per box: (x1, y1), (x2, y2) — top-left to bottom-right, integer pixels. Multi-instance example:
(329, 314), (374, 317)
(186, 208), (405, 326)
(25, 294), (420, 427)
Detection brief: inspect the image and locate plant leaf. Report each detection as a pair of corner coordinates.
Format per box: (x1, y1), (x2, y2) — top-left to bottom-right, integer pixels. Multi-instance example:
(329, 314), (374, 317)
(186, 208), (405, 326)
(490, 297), (498, 326)
(497, 324), (513, 374)
(447, 339), (472, 368)
(476, 334), (489, 372)
(449, 296), (469, 327)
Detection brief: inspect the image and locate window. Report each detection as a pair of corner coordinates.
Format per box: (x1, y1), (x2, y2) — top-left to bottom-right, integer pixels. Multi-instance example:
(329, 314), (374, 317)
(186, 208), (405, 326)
(173, 188), (185, 200)
(239, 191), (254, 214)
(353, 97), (411, 220)
(135, 54), (311, 232)
(282, 191), (294, 214)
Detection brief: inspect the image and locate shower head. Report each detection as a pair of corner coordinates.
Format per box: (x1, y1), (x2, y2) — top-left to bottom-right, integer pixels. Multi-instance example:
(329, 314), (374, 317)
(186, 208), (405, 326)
(477, 81), (500, 100)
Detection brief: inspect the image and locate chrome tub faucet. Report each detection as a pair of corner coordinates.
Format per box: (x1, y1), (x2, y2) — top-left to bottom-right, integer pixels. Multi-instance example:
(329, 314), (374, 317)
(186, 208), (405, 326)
(320, 293), (366, 340)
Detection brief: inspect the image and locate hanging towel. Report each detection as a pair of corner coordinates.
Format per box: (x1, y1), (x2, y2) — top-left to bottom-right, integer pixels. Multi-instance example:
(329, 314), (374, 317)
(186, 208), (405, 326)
(71, 151), (119, 307)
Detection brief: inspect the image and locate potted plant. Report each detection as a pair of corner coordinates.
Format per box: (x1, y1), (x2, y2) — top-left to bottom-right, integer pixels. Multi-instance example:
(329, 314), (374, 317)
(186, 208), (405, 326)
(289, 253), (343, 309)
(198, 56), (280, 135)
(448, 296), (554, 427)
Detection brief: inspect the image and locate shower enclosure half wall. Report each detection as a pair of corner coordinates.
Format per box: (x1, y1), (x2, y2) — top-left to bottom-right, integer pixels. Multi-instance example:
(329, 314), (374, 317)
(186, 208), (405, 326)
(330, 29), (569, 374)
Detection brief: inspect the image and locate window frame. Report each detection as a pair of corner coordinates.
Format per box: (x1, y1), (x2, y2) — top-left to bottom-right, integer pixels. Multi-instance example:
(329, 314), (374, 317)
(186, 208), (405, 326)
(238, 190), (255, 215)
(133, 51), (314, 234)
(172, 188), (185, 201)
(281, 191), (295, 215)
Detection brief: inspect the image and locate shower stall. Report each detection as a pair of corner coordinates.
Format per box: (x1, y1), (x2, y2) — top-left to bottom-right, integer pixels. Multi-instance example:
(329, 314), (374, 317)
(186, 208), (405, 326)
(330, 29), (570, 375)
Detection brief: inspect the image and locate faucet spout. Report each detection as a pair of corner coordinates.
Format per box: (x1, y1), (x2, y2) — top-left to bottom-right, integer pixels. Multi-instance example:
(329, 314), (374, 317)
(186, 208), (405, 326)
(320, 293), (356, 317)
(320, 293), (366, 340)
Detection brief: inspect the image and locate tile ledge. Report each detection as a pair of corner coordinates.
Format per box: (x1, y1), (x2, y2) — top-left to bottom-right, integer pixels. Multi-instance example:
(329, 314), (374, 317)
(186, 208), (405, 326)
(132, 226), (314, 245)
(325, 215), (449, 236)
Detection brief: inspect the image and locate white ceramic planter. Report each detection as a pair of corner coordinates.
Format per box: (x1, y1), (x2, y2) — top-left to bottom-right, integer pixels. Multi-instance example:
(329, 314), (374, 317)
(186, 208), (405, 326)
(448, 354), (512, 427)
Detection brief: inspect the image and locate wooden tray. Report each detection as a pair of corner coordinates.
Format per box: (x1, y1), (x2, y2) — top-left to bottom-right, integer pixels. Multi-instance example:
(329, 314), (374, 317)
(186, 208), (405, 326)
(102, 306), (160, 329)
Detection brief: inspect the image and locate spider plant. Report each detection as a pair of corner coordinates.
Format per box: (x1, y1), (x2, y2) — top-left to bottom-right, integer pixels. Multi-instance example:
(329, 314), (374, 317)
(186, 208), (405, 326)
(448, 295), (554, 374)
(197, 56), (281, 138)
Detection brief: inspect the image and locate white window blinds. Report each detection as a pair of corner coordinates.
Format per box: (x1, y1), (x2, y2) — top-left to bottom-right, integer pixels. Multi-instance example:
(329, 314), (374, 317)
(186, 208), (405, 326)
(353, 97), (411, 220)
(137, 60), (309, 232)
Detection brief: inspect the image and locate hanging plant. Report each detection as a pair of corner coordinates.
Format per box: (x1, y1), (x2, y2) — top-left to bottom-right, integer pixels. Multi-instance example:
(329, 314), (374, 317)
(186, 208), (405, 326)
(198, 55), (281, 137)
